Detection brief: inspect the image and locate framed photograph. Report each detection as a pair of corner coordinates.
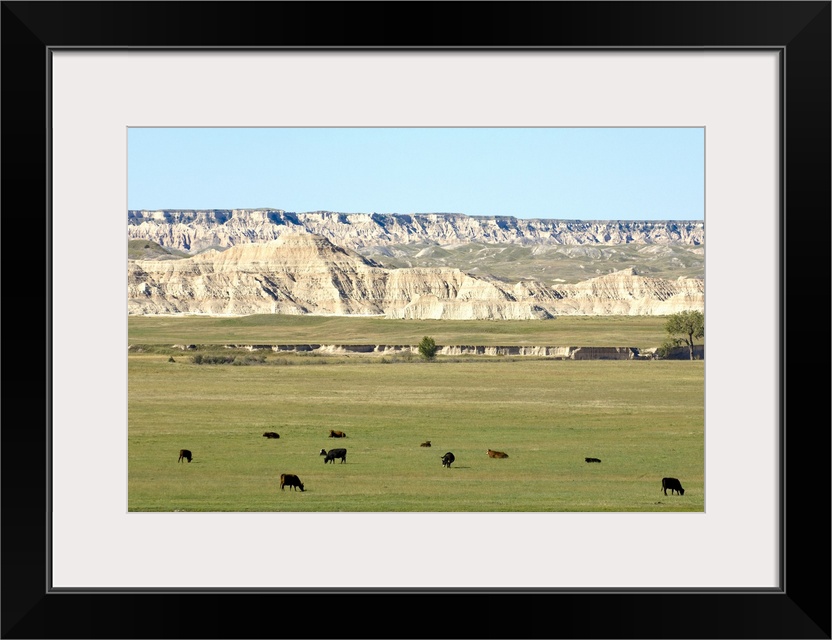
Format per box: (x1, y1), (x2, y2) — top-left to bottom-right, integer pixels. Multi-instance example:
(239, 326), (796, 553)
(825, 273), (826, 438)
(4, 2), (829, 638)
(124, 124), (707, 518)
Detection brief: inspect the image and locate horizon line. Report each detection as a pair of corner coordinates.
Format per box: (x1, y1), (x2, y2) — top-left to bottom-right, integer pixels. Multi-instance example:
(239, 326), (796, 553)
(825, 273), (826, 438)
(127, 208), (704, 222)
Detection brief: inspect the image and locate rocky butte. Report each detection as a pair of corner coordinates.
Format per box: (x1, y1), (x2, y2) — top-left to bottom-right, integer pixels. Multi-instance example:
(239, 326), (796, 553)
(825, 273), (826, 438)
(127, 209), (704, 253)
(127, 232), (704, 319)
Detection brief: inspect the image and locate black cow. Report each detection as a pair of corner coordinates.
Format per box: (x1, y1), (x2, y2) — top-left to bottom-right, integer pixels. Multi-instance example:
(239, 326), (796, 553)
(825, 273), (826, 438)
(441, 452), (455, 468)
(585, 457), (601, 463)
(662, 477), (685, 495)
(279, 473), (304, 491)
(178, 449), (192, 463)
(263, 432), (280, 439)
(321, 448), (347, 464)
(420, 441), (432, 447)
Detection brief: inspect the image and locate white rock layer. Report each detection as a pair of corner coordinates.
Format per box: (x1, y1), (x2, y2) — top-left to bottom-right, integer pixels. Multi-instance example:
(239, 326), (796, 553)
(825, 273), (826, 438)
(128, 209), (704, 253)
(128, 234), (704, 318)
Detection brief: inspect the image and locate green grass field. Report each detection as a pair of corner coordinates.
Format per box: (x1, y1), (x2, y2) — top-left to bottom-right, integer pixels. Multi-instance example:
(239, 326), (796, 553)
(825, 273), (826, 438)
(128, 319), (704, 512)
(128, 314), (691, 352)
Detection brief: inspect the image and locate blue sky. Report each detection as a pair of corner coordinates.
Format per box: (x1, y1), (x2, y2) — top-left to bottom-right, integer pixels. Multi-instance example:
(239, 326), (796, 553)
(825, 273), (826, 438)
(128, 127), (704, 220)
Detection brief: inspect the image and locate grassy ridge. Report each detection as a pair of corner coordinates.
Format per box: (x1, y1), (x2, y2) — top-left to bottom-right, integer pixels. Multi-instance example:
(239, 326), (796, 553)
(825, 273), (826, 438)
(363, 241), (705, 284)
(128, 356), (704, 512)
(128, 314), (684, 351)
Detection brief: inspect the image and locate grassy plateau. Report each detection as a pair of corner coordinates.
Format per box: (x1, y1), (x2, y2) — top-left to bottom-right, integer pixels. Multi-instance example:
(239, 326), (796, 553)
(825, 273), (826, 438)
(128, 315), (704, 513)
(127, 314), (691, 351)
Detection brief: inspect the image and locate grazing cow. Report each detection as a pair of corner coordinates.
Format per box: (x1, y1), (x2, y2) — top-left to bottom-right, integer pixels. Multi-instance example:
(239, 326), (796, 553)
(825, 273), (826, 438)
(320, 448), (347, 464)
(661, 477), (685, 496)
(486, 449), (509, 459)
(329, 430), (347, 438)
(178, 449), (192, 463)
(585, 457), (601, 463)
(279, 473), (304, 492)
(441, 452), (455, 468)
(420, 441), (432, 447)
(262, 432), (280, 439)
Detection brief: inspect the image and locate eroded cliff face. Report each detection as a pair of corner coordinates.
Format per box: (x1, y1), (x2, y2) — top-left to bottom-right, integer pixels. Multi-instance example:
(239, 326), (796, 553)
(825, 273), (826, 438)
(548, 267), (706, 315)
(127, 209), (704, 253)
(127, 233), (704, 318)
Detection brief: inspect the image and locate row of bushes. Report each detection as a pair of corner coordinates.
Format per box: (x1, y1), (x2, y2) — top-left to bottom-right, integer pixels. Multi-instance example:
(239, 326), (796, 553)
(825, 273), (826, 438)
(190, 354), (267, 365)
(176, 353), (568, 367)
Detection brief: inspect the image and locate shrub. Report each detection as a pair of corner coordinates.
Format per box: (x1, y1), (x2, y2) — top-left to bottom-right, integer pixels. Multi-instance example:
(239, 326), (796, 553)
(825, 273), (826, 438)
(418, 336), (438, 361)
(657, 338), (682, 359)
(192, 354), (236, 365)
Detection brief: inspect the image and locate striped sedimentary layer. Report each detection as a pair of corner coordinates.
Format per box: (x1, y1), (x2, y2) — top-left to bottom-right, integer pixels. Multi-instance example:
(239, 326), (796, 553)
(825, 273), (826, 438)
(127, 209), (704, 253)
(128, 233), (704, 319)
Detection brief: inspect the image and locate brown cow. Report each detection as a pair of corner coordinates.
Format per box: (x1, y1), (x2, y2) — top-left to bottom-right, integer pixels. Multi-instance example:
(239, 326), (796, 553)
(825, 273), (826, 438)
(280, 473), (304, 491)
(329, 430), (347, 438)
(178, 449), (192, 463)
(420, 441), (431, 447)
(487, 449), (509, 459)
(262, 432), (280, 439)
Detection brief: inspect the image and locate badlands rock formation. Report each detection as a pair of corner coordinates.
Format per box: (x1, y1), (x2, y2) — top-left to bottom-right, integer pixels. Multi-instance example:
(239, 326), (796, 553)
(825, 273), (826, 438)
(127, 209), (704, 254)
(127, 233), (704, 318)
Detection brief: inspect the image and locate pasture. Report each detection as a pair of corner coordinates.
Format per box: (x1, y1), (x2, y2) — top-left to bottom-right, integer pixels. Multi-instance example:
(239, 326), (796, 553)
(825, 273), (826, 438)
(127, 314), (684, 351)
(128, 325), (704, 512)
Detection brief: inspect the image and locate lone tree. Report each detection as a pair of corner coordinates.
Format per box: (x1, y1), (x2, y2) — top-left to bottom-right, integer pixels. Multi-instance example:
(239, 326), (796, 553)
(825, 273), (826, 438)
(417, 336), (438, 361)
(663, 310), (704, 360)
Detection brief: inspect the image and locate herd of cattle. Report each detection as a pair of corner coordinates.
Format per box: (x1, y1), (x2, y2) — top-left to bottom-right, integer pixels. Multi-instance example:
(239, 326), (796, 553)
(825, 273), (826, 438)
(177, 437), (686, 499)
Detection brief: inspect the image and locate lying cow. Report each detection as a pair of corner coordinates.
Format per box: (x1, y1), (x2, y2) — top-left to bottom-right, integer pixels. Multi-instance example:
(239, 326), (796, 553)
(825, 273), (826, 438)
(420, 441), (432, 447)
(661, 477), (685, 495)
(585, 457), (601, 463)
(178, 449), (192, 463)
(329, 430), (347, 438)
(441, 452), (455, 468)
(487, 449), (509, 459)
(262, 432), (280, 439)
(279, 473), (304, 491)
(320, 448), (347, 464)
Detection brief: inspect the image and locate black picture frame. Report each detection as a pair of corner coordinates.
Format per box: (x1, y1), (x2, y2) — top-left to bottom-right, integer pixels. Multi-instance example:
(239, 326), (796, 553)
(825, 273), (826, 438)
(2, 2), (829, 638)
